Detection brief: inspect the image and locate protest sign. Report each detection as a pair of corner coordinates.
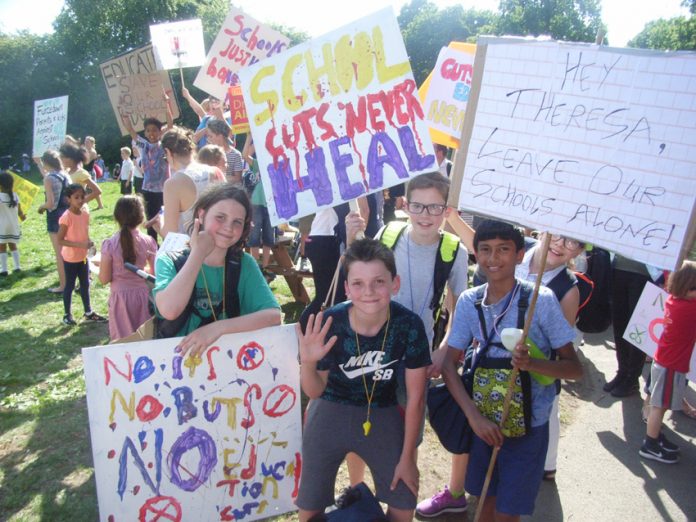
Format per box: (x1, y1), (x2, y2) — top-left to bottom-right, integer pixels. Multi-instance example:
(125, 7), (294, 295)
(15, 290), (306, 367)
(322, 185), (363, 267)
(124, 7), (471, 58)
(229, 85), (250, 134)
(623, 281), (696, 380)
(451, 39), (696, 270)
(419, 42), (476, 148)
(150, 19), (206, 71)
(194, 6), (291, 101)
(32, 95), (68, 156)
(83, 325), (301, 521)
(101, 44), (180, 135)
(8, 171), (40, 211)
(238, 7), (436, 225)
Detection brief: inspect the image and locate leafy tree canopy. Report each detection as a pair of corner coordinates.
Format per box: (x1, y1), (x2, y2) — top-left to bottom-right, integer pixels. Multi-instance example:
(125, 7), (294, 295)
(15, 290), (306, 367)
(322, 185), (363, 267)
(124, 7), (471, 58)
(628, 16), (696, 50)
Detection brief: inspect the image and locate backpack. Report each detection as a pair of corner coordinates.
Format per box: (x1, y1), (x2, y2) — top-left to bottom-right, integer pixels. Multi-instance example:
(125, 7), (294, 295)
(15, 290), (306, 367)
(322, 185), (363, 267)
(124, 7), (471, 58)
(154, 248), (243, 339)
(48, 172), (69, 213)
(546, 267), (594, 316)
(242, 168), (260, 195)
(576, 247), (612, 333)
(378, 221), (460, 348)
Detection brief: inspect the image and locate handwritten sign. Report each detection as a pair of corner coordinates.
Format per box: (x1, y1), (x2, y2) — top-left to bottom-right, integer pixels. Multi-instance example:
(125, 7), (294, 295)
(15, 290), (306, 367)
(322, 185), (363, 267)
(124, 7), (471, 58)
(82, 325), (301, 521)
(32, 95), (68, 156)
(8, 171), (40, 211)
(238, 7), (436, 225)
(156, 232), (190, 260)
(150, 19), (206, 70)
(229, 85), (250, 134)
(194, 6), (291, 100)
(101, 44), (180, 135)
(452, 39), (696, 270)
(419, 43), (476, 148)
(623, 282), (696, 380)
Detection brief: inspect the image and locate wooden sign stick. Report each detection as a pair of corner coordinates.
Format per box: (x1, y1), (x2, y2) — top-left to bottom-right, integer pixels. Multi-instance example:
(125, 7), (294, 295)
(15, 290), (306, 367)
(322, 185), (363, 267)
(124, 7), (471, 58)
(473, 232), (551, 522)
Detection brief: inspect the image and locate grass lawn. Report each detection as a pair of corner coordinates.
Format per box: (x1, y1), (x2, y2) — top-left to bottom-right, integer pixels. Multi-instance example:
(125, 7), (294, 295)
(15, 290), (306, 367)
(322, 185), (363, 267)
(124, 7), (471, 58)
(0, 175), (307, 521)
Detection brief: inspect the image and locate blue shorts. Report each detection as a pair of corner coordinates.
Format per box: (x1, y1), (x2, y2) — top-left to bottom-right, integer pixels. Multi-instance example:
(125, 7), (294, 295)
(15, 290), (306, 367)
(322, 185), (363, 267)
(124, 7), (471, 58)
(466, 423), (549, 516)
(46, 207), (66, 233)
(249, 205), (275, 247)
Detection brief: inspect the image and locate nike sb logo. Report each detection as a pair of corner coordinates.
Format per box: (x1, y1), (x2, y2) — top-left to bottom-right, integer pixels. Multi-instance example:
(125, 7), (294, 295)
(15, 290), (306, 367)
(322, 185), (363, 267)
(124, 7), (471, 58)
(339, 351), (398, 380)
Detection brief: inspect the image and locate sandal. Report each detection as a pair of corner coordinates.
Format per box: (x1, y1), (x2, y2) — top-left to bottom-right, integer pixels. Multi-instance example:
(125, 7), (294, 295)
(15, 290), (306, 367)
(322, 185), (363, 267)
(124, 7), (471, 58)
(682, 399), (696, 420)
(48, 287), (64, 294)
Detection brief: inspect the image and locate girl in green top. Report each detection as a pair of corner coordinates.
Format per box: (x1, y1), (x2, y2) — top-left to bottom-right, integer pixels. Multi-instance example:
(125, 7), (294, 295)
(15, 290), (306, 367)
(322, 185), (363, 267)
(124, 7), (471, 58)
(154, 184), (281, 356)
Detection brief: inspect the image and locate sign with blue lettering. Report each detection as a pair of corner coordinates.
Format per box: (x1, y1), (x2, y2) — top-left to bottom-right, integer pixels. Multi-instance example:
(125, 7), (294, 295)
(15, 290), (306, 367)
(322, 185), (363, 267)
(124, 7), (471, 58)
(82, 325), (301, 521)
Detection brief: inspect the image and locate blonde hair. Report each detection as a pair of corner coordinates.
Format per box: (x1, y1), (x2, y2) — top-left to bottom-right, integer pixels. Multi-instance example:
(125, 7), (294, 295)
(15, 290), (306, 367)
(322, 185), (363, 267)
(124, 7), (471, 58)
(120, 147), (131, 156)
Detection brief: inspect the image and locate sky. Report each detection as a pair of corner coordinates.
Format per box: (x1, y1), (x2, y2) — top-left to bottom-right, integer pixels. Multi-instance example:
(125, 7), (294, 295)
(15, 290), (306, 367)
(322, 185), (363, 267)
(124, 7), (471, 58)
(0, 0), (691, 47)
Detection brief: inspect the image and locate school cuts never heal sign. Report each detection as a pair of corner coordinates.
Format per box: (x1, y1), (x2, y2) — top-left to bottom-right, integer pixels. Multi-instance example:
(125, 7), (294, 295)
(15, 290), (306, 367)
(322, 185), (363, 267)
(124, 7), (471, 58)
(452, 39), (696, 270)
(623, 281), (696, 381)
(83, 325), (301, 522)
(238, 7), (436, 225)
(32, 95), (68, 156)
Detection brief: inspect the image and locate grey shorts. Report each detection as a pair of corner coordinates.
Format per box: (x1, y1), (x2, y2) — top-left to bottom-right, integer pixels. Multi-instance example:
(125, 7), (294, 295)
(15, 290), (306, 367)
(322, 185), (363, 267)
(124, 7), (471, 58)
(296, 398), (416, 511)
(649, 362), (686, 410)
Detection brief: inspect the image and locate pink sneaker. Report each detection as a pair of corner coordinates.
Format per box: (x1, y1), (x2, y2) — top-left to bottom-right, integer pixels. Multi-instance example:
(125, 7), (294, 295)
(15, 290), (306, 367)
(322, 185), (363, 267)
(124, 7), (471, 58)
(416, 486), (468, 517)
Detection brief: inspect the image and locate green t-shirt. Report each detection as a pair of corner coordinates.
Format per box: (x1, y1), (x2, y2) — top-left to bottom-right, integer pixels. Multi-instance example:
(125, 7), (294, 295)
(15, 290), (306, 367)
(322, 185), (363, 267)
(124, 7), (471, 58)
(153, 251), (279, 337)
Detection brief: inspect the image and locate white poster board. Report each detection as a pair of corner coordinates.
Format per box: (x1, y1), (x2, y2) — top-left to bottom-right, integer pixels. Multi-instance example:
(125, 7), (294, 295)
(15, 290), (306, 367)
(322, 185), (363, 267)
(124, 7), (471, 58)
(238, 7), (436, 225)
(101, 44), (180, 135)
(150, 19), (206, 70)
(454, 39), (696, 270)
(422, 45), (476, 142)
(193, 7), (291, 100)
(32, 95), (68, 156)
(623, 281), (696, 380)
(83, 325), (301, 521)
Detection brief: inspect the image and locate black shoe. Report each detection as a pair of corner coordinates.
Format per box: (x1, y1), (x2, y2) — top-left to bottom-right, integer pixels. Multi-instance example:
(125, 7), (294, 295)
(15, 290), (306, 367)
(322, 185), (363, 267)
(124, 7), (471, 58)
(639, 441), (679, 463)
(62, 314), (77, 326)
(658, 433), (680, 454)
(603, 374), (624, 392)
(0, 271), (7, 277)
(611, 382), (639, 397)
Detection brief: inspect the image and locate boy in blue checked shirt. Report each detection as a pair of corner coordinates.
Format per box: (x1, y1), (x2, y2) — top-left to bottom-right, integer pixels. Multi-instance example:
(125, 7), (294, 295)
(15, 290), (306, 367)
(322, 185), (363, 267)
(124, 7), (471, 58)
(442, 220), (582, 521)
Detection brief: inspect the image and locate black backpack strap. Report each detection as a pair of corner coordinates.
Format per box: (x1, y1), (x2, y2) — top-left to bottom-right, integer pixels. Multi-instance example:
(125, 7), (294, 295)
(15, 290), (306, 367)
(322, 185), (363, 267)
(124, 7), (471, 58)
(155, 249), (194, 339)
(545, 268), (576, 303)
(516, 280), (532, 330)
(224, 248), (243, 319)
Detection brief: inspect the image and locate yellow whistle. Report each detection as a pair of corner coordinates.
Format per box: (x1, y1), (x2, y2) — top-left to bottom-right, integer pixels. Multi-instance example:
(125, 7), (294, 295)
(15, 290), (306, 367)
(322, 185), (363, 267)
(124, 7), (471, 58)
(362, 420), (372, 436)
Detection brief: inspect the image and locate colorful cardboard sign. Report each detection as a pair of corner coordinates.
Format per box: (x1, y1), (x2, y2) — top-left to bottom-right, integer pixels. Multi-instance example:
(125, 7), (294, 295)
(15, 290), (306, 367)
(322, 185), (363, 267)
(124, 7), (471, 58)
(194, 7), (291, 100)
(150, 19), (206, 70)
(8, 171), (40, 211)
(452, 39), (696, 270)
(623, 281), (696, 381)
(101, 44), (180, 135)
(82, 325), (301, 521)
(32, 95), (68, 156)
(229, 85), (250, 134)
(238, 7), (436, 225)
(419, 43), (476, 148)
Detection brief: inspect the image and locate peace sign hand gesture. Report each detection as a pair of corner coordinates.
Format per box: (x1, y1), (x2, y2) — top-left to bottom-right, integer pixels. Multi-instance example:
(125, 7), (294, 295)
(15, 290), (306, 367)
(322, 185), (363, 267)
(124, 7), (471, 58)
(297, 312), (337, 365)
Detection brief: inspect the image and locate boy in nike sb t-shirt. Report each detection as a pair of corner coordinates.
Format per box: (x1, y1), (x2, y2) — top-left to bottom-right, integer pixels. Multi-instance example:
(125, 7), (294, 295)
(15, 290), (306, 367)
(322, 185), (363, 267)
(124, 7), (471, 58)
(296, 238), (431, 522)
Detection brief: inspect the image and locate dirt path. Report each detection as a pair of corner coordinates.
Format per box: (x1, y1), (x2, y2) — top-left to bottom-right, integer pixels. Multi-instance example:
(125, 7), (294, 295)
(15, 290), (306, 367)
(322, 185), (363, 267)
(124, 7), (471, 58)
(412, 330), (696, 521)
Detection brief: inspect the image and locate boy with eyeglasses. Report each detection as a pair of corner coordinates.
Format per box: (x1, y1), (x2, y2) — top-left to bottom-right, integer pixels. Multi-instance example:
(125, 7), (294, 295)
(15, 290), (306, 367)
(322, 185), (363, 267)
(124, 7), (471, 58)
(347, 172), (471, 516)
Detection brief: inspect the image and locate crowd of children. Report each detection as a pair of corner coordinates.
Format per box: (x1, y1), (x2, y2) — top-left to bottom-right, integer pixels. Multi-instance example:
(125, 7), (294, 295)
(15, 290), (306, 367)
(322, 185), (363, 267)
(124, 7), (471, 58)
(5, 93), (694, 521)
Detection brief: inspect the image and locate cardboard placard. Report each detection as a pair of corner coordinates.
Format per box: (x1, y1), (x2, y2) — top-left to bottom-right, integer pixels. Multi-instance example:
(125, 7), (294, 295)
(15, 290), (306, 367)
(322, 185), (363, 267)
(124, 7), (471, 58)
(101, 44), (180, 135)
(32, 95), (68, 156)
(193, 6), (291, 100)
(83, 325), (301, 522)
(8, 171), (40, 211)
(419, 43), (476, 148)
(452, 39), (696, 270)
(238, 7), (436, 225)
(150, 19), (206, 70)
(623, 281), (696, 380)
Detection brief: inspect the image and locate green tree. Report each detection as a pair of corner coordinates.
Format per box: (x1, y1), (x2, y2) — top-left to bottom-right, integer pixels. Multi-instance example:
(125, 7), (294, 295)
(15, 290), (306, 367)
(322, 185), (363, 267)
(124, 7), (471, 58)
(628, 16), (696, 50)
(400, 4), (497, 84)
(496, 0), (605, 42)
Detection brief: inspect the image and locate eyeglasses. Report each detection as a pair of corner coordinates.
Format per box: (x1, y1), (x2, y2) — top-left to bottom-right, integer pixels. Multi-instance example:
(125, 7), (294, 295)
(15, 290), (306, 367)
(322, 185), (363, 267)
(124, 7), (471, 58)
(550, 234), (583, 250)
(406, 202), (446, 216)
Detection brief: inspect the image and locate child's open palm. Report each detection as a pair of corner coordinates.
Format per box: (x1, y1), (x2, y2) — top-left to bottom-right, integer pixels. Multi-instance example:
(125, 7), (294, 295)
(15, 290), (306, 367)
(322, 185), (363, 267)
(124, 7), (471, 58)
(297, 312), (337, 364)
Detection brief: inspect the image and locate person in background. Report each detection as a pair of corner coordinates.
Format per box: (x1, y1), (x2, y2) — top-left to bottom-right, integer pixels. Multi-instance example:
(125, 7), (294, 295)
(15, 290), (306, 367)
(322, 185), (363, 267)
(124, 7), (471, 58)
(35, 150), (70, 293)
(119, 147), (134, 195)
(0, 171), (25, 276)
(83, 136), (104, 209)
(206, 119), (243, 185)
(58, 143), (102, 208)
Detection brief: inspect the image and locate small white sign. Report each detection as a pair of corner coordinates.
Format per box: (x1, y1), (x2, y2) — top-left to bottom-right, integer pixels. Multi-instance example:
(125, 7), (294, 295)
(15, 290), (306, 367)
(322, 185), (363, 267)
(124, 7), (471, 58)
(150, 19), (206, 70)
(32, 95), (68, 156)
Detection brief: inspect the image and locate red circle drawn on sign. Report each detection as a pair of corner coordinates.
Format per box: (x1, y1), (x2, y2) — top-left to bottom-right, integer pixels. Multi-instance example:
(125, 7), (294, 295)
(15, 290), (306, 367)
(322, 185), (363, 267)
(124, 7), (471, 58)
(263, 384), (297, 418)
(236, 342), (265, 371)
(138, 495), (182, 522)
